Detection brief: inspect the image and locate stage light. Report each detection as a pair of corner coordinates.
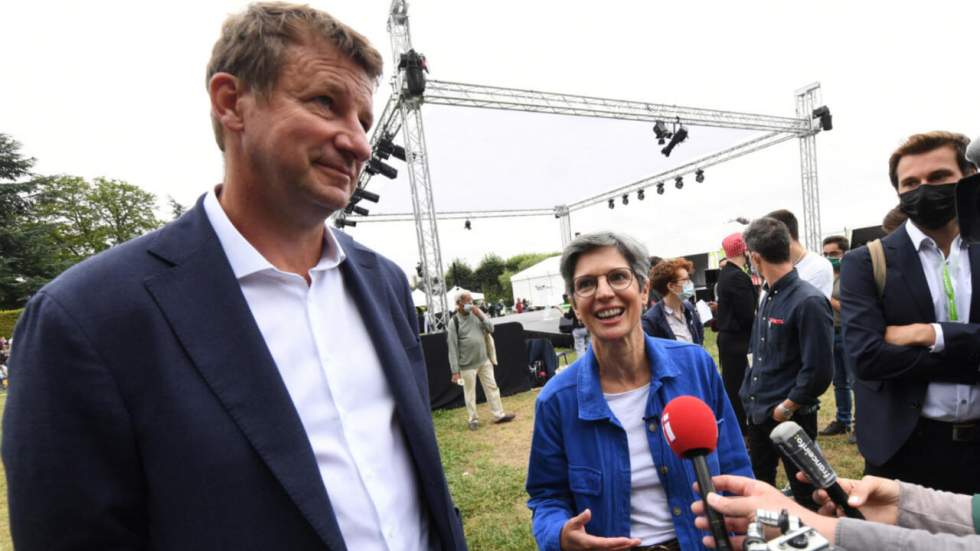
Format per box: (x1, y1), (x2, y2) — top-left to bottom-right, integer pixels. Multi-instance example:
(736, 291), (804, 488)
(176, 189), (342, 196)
(812, 105), (833, 131)
(376, 135), (407, 161)
(622, 194), (629, 206)
(398, 49), (428, 97)
(464, 219), (472, 230)
(415, 262), (423, 278)
(637, 189), (645, 200)
(656, 182), (665, 195)
(674, 176), (684, 190)
(661, 126), (688, 157)
(695, 169), (705, 183)
(344, 204), (370, 216)
(335, 218), (357, 228)
(365, 157), (397, 179)
(653, 120), (673, 146)
(353, 188), (380, 203)
(608, 198), (615, 209)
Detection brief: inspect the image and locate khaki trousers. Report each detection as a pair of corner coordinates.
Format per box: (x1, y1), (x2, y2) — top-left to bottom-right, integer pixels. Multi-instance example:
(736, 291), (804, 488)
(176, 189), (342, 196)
(461, 360), (506, 423)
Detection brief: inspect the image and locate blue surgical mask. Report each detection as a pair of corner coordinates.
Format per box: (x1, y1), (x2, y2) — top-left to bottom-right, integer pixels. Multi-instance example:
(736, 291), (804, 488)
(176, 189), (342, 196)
(678, 281), (695, 300)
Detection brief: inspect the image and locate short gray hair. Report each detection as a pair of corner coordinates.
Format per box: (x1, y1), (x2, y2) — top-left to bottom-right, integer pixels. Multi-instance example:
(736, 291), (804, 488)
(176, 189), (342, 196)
(559, 231), (651, 298)
(454, 291), (471, 305)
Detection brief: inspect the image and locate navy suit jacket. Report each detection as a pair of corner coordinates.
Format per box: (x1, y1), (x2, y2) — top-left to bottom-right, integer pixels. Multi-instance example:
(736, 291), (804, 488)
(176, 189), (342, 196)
(642, 300), (705, 346)
(2, 198), (467, 550)
(840, 224), (980, 466)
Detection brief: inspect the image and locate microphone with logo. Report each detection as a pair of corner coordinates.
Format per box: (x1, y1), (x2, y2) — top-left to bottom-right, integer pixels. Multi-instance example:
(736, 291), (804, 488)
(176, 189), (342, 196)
(661, 396), (734, 551)
(769, 421), (864, 519)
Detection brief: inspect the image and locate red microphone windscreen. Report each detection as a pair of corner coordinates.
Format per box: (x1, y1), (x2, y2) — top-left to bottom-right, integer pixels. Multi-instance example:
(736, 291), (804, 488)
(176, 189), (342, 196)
(661, 395), (719, 457)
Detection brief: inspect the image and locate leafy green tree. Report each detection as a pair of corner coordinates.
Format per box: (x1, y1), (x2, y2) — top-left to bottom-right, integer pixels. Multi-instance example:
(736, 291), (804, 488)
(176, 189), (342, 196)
(0, 134), (35, 181)
(445, 258), (474, 290)
(473, 253), (506, 301)
(167, 196), (187, 220)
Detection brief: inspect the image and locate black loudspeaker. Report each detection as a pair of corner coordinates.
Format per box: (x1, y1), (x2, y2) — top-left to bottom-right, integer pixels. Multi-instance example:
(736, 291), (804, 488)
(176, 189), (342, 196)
(957, 173), (980, 244)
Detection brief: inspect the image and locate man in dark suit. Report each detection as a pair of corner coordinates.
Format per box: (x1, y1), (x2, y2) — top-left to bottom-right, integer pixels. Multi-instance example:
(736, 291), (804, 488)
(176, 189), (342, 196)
(2, 4), (467, 550)
(840, 131), (980, 494)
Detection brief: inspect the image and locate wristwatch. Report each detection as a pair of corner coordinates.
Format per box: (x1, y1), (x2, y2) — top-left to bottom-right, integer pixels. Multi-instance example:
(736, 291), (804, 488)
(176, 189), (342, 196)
(776, 404), (795, 420)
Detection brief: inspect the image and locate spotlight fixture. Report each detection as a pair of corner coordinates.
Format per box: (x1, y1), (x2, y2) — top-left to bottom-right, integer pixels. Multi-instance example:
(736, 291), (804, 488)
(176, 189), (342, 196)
(812, 105), (833, 131)
(674, 176), (684, 190)
(608, 198), (615, 209)
(661, 125), (688, 157)
(375, 136), (407, 161)
(335, 218), (357, 228)
(695, 169), (705, 183)
(637, 189), (645, 200)
(353, 188), (380, 203)
(464, 219), (472, 230)
(344, 204), (370, 216)
(652, 120), (673, 145)
(656, 182), (665, 195)
(365, 157), (397, 179)
(622, 194), (629, 206)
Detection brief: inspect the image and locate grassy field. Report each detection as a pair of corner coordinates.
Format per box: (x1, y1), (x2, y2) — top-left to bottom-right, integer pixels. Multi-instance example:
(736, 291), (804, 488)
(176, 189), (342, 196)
(0, 332), (862, 550)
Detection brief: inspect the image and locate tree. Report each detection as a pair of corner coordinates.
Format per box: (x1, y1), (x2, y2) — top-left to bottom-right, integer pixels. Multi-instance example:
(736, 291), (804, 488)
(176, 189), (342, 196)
(33, 175), (163, 264)
(167, 195), (187, 220)
(473, 254), (506, 301)
(0, 134), (35, 181)
(445, 258), (474, 290)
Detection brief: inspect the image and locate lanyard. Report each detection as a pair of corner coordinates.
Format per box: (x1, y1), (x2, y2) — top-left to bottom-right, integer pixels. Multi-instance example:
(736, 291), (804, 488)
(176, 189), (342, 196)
(941, 261), (958, 322)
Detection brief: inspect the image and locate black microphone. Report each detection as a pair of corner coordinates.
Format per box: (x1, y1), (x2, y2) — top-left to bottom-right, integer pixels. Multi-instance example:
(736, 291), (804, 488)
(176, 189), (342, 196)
(770, 421), (864, 519)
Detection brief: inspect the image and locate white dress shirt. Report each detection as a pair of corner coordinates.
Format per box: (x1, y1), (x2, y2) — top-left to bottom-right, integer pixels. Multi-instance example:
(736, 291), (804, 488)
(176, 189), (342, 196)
(662, 303), (693, 343)
(204, 190), (432, 550)
(904, 221), (980, 422)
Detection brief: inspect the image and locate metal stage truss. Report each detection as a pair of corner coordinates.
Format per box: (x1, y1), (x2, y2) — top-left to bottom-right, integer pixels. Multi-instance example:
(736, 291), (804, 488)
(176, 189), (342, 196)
(338, 0), (829, 331)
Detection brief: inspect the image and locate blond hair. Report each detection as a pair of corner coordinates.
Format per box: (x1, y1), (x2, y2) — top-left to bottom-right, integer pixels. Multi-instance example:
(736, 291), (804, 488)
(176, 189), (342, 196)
(206, 2), (384, 150)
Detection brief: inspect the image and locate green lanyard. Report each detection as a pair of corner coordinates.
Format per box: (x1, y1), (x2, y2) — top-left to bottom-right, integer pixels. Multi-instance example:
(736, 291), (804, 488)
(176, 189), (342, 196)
(941, 262), (958, 322)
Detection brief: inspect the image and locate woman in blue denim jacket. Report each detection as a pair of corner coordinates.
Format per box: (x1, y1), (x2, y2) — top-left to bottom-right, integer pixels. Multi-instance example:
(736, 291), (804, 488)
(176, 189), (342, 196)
(526, 232), (752, 551)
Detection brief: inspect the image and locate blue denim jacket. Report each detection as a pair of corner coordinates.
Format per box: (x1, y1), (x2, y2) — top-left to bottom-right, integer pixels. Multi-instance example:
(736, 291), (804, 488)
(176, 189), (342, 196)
(526, 336), (752, 551)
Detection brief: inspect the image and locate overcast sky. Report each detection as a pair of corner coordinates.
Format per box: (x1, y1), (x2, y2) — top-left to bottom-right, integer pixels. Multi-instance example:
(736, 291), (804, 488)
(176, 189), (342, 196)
(3, 0), (978, 276)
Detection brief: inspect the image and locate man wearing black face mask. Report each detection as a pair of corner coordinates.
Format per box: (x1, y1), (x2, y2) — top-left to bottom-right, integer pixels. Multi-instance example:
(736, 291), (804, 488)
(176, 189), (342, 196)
(840, 131), (980, 494)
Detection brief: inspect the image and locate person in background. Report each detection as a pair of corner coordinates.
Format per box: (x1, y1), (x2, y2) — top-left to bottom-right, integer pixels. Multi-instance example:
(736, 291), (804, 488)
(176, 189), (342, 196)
(646, 255), (665, 308)
(882, 205), (908, 234)
(819, 235), (855, 441)
(642, 258), (704, 345)
(713, 233), (757, 433)
(740, 217), (833, 509)
(526, 231), (751, 551)
(562, 293), (589, 359)
(766, 209), (834, 299)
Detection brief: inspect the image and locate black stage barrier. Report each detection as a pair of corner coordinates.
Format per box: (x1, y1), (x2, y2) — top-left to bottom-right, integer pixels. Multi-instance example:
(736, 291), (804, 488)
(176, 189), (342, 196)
(422, 322), (532, 410)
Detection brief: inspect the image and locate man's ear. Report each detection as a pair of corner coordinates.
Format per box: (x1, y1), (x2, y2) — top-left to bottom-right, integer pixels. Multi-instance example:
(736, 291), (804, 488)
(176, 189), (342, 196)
(209, 72), (247, 137)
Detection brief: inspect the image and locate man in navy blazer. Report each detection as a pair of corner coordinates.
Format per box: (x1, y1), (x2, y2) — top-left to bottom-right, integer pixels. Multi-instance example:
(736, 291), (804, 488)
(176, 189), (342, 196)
(2, 4), (466, 550)
(840, 131), (980, 495)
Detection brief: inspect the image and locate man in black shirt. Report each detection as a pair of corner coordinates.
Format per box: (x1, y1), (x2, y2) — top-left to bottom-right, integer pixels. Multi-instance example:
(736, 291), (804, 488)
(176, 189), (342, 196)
(740, 217), (833, 508)
(714, 233), (757, 432)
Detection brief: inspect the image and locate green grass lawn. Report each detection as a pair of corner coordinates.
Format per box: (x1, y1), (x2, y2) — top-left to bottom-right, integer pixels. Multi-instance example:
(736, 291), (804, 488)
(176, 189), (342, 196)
(0, 334), (862, 550)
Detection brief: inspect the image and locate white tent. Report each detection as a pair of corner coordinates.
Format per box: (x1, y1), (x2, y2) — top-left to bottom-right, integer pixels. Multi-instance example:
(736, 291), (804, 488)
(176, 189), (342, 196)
(510, 255), (564, 308)
(424, 286), (485, 313)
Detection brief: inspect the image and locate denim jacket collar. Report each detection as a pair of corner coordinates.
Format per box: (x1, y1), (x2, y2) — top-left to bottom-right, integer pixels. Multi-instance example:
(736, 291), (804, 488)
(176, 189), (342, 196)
(576, 335), (680, 422)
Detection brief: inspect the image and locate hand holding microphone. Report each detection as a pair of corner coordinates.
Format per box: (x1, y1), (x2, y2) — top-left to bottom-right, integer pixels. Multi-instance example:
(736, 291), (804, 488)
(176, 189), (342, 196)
(662, 396), (735, 551)
(769, 421), (864, 519)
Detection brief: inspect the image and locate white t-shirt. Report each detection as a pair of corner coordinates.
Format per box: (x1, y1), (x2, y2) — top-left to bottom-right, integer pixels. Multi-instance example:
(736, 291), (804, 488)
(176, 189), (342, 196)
(603, 384), (676, 545)
(795, 251), (834, 299)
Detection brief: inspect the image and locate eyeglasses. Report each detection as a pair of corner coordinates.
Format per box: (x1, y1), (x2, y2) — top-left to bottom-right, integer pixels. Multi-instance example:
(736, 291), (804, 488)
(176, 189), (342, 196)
(572, 268), (635, 297)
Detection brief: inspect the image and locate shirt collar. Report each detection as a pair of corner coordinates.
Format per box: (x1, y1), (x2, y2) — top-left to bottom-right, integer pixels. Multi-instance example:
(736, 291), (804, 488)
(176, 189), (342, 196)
(577, 334), (680, 422)
(904, 219), (964, 253)
(762, 267), (798, 295)
(203, 187), (346, 280)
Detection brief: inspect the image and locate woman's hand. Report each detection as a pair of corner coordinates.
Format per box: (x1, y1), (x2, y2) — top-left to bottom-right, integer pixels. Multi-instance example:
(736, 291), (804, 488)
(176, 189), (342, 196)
(559, 509), (641, 551)
(802, 472), (901, 525)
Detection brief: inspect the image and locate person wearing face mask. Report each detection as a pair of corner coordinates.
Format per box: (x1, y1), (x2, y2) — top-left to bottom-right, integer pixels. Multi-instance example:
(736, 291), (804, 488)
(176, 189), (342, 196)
(641, 257), (705, 345)
(840, 131), (980, 495)
(820, 235), (856, 442)
(448, 291), (516, 431)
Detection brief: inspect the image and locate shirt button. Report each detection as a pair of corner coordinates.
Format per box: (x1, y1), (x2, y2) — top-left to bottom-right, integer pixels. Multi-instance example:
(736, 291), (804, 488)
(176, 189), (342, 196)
(750, 396), (756, 401)
(660, 466), (669, 475)
(673, 506), (682, 517)
(753, 376), (758, 381)
(648, 422), (658, 432)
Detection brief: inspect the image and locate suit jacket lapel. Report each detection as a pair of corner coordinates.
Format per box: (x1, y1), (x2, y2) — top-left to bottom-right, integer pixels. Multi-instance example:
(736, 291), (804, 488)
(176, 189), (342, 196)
(143, 201), (347, 550)
(970, 244), (980, 323)
(887, 226), (936, 322)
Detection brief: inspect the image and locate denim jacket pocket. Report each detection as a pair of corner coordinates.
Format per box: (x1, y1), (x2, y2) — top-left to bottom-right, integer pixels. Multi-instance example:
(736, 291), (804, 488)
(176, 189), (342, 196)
(568, 465), (602, 496)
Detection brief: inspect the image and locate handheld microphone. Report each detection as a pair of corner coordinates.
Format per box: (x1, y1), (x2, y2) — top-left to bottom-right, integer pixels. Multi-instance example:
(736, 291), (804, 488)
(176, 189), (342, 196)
(769, 421), (864, 519)
(662, 396), (734, 551)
